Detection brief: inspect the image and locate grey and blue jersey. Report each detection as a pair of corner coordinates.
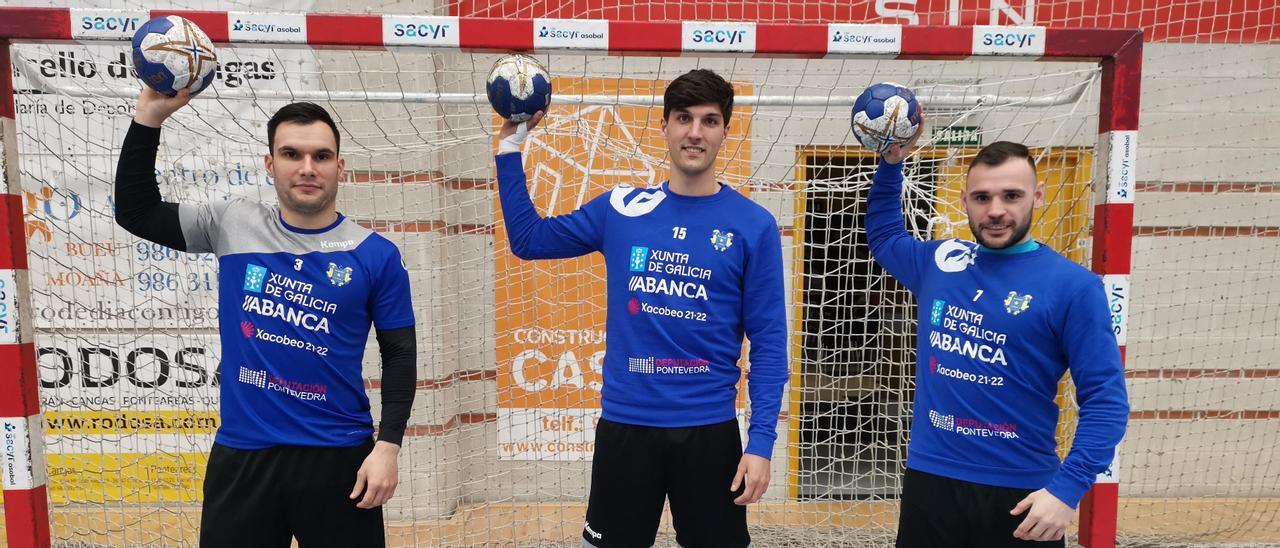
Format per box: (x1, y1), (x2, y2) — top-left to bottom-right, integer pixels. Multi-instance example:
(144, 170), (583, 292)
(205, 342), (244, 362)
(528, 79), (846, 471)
(179, 199), (415, 449)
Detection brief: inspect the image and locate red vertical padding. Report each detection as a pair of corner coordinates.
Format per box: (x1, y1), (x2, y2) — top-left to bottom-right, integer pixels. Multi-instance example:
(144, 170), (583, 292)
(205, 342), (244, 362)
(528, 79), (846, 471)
(3, 487), (52, 548)
(608, 20), (681, 56)
(0, 39), (14, 120)
(755, 23), (826, 58)
(307, 14), (383, 48)
(0, 344), (40, 417)
(1078, 482), (1120, 548)
(149, 10), (231, 43)
(460, 18), (533, 52)
(900, 25), (971, 59)
(0, 194), (28, 269)
(1091, 203), (1134, 275)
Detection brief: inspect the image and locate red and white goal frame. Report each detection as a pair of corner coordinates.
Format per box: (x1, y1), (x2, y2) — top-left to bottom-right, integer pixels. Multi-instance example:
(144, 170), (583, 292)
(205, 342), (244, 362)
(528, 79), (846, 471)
(0, 6), (1139, 548)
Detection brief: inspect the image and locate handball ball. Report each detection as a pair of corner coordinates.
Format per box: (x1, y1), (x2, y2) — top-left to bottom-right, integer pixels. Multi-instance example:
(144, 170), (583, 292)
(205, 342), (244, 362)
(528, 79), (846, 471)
(132, 16), (218, 96)
(851, 82), (922, 153)
(486, 54), (552, 122)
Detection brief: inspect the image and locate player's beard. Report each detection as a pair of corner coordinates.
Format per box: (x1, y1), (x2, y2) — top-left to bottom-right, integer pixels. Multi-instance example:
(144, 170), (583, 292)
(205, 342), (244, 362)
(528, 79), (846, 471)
(971, 212), (1033, 249)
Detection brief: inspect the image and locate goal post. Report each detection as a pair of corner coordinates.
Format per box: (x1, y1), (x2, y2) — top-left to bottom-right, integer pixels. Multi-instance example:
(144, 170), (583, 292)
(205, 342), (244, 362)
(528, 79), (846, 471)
(0, 6), (1141, 547)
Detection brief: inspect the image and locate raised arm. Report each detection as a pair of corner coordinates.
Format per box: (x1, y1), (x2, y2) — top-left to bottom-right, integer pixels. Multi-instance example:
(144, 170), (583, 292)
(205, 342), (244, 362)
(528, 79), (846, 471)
(114, 88), (194, 250)
(495, 113), (606, 260)
(865, 119), (931, 292)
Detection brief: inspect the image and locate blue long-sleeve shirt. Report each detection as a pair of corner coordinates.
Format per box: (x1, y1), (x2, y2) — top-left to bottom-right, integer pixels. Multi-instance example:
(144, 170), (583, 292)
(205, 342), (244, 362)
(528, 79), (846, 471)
(496, 152), (789, 459)
(867, 161), (1128, 508)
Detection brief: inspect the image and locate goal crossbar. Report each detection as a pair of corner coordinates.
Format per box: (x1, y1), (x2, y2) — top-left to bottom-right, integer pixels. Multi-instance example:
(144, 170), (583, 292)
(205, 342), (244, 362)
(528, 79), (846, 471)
(0, 6), (1140, 548)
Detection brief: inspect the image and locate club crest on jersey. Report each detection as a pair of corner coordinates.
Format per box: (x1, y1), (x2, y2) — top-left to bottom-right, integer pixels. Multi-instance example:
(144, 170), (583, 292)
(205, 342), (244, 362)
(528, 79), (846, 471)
(710, 230), (734, 252)
(326, 262), (353, 287)
(1004, 291), (1033, 315)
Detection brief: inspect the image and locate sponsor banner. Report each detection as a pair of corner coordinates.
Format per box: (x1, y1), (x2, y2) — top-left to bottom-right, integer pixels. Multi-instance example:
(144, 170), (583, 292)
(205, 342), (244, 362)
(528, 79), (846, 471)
(70, 10), (148, 40)
(0, 270), (17, 344)
(382, 16), (459, 47)
(228, 13), (308, 43)
(825, 24), (901, 56)
(497, 408), (600, 461)
(34, 334), (222, 409)
(534, 18), (608, 50)
(2, 415), (41, 490)
(34, 334), (219, 502)
(1103, 131), (1138, 204)
(44, 410), (219, 435)
(1103, 274), (1129, 346)
(494, 78), (752, 459)
(971, 25), (1046, 56)
(462, 0), (1272, 43)
(682, 21), (755, 53)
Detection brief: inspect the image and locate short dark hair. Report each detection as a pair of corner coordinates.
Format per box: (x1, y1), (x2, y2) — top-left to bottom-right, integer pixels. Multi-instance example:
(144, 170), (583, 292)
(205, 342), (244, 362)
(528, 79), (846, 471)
(267, 102), (341, 154)
(663, 69), (735, 124)
(968, 141), (1037, 175)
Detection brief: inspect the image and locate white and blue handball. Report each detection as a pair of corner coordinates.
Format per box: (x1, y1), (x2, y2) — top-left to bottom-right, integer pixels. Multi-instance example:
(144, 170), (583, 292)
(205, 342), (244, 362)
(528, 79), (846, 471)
(486, 54), (552, 123)
(851, 82), (922, 153)
(131, 16), (218, 96)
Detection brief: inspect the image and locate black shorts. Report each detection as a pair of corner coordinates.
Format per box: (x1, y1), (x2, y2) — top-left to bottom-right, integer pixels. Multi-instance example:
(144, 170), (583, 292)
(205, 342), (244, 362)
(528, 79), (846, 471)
(200, 439), (385, 548)
(583, 418), (749, 548)
(896, 468), (1067, 548)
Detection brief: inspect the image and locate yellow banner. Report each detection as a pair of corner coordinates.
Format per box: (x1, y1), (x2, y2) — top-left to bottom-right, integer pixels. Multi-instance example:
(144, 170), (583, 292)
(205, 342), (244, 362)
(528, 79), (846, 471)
(45, 410), (220, 435)
(46, 452), (208, 504)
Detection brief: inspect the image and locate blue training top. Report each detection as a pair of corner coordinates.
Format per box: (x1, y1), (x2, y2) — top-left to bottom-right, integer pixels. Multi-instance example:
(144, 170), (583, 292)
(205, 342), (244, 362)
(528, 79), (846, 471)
(496, 152), (789, 459)
(867, 161), (1128, 508)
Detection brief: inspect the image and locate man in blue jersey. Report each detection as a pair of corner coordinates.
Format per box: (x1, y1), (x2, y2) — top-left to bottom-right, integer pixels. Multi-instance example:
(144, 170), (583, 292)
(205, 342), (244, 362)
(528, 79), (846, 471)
(494, 69), (789, 548)
(868, 125), (1129, 546)
(115, 88), (417, 547)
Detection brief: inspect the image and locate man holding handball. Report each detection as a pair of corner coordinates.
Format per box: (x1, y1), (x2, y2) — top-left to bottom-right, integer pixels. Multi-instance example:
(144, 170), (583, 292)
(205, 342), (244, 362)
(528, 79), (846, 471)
(493, 68), (789, 548)
(115, 87), (417, 547)
(864, 106), (1129, 546)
